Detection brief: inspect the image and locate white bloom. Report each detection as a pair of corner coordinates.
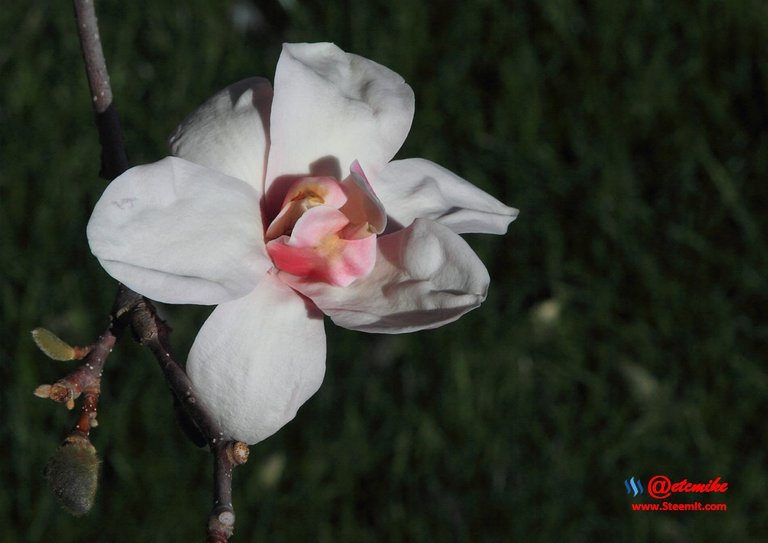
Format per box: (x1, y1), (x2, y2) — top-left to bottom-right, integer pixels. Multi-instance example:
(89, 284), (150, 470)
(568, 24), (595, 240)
(87, 43), (517, 444)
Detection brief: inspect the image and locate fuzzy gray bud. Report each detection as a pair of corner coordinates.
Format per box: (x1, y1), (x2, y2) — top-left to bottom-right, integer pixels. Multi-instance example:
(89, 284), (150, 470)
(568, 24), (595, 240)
(44, 434), (99, 516)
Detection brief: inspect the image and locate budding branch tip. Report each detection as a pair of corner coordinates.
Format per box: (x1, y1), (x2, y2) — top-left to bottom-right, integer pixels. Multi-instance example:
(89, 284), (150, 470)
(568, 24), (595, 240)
(227, 442), (250, 466)
(34, 384), (52, 398)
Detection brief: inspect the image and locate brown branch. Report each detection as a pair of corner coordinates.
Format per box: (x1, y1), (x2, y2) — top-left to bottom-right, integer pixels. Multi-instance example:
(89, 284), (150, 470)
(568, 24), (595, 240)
(74, 385), (101, 435)
(208, 442), (249, 543)
(34, 328), (117, 412)
(72, 0), (128, 180)
(124, 288), (250, 542)
(38, 291), (129, 517)
(126, 289), (223, 441)
(70, 3), (247, 539)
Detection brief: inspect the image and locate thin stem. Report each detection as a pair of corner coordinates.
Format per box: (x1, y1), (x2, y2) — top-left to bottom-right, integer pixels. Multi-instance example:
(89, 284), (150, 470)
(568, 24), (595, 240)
(72, 0), (128, 180)
(35, 326), (116, 412)
(74, 386), (100, 436)
(127, 291), (223, 442)
(208, 442), (249, 543)
(128, 291), (250, 543)
(69, 329), (115, 432)
(208, 443), (236, 543)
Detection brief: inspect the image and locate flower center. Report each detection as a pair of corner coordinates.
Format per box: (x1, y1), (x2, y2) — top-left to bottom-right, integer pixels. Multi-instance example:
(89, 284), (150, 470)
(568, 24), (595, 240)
(264, 164), (386, 287)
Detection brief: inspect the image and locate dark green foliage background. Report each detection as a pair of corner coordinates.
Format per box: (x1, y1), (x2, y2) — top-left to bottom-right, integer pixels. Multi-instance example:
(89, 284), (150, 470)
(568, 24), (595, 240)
(1, 1), (767, 541)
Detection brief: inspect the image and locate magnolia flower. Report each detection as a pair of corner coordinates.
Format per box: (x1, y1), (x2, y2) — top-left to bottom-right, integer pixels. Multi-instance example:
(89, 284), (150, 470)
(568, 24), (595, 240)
(87, 43), (517, 445)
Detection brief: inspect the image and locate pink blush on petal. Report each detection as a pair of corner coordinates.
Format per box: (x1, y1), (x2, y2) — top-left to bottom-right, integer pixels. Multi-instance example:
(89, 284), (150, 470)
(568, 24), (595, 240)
(266, 239), (323, 278)
(289, 206), (350, 247)
(322, 234), (377, 286)
(266, 207), (377, 287)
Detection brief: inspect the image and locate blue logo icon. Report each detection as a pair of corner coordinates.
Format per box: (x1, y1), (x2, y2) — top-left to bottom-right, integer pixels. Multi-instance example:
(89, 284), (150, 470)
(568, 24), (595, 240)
(625, 477), (644, 496)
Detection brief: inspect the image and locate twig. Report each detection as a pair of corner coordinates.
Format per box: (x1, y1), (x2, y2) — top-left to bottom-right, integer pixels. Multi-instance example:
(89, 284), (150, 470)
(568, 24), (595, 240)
(125, 289), (222, 442)
(208, 442), (249, 543)
(123, 288), (250, 542)
(34, 327), (117, 412)
(38, 291), (130, 517)
(72, 0), (128, 180)
(67, 1), (248, 540)
(123, 288), (251, 542)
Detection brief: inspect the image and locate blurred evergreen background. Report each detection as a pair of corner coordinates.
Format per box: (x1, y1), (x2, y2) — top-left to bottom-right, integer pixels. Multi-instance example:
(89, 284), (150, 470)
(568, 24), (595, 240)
(1, 0), (767, 541)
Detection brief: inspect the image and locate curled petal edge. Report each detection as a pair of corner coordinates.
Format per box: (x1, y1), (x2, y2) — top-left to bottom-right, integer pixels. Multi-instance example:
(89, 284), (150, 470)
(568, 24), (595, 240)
(279, 218), (491, 333)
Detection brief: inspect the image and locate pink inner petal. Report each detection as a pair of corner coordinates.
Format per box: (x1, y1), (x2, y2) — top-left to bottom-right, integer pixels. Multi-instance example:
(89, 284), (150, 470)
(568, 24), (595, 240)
(340, 161), (387, 234)
(266, 206), (377, 286)
(290, 206), (350, 246)
(265, 176), (348, 240)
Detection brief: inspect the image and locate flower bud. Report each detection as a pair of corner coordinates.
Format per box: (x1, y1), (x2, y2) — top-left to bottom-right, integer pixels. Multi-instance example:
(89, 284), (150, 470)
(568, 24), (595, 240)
(44, 434), (99, 516)
(31, 328), (76, 361)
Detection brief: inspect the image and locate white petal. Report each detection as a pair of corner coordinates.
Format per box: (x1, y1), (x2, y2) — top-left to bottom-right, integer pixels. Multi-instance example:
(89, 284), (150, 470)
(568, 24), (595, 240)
(374, 158), (519, 234)
(87, 157), (271, 305)
(187, 273), (326, 444)
(265, 43), (414, 193)
(169, 78), (272, 192)
(280, 219), (490, 333)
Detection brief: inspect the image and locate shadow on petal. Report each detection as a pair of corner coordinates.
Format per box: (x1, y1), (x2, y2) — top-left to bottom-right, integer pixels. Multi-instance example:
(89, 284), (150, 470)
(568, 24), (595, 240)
(263, 155), (341, 223)
(309, 155), (341, 179)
